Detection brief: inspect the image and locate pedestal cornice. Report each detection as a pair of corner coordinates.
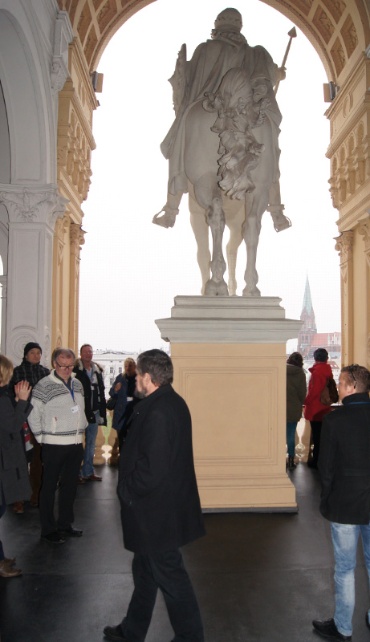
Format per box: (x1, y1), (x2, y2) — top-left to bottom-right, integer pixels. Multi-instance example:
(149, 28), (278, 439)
(156, 296), (302, 344)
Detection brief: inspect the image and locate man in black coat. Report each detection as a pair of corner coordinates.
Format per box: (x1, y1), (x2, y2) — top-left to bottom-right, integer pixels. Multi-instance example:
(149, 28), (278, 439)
(313, 364), (370, 641)
(73, 344), (106, 481)
(104, 349), (205, 642)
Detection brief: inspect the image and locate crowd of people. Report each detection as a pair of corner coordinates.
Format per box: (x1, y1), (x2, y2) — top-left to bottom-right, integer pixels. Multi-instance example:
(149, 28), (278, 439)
(0, 339), (370, 642)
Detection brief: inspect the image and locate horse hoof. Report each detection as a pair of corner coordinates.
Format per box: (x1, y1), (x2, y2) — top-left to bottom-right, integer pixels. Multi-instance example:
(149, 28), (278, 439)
(242, 286), (261, 297)
(204, 279), (229, 296)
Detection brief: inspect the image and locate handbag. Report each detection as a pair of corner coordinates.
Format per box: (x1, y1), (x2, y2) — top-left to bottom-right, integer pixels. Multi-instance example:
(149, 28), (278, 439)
(106, 397), (117, 411)
(320, 377), (339, 405)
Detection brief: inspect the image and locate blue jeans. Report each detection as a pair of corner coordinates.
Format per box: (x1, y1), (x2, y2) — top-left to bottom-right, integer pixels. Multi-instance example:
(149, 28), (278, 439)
(81, 412), (99, 477)
(331, 521), (370, 636)
(286, 421), (297, 457)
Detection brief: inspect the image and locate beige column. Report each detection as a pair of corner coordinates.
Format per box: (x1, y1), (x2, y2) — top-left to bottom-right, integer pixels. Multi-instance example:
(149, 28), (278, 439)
(69, 223), (85, 352)
(359, 214), (370, 369)
(335, 231), (354, 365)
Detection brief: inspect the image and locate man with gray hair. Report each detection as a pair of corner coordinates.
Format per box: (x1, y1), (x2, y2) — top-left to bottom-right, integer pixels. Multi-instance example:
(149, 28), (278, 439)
(313, 364), (370, 640)
(29, 348), (87, 544)
(104, 349), (205, 642)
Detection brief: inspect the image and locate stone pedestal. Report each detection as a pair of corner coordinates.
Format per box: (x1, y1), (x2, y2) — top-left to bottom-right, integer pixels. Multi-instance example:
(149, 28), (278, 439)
(156, 296), (302, 511)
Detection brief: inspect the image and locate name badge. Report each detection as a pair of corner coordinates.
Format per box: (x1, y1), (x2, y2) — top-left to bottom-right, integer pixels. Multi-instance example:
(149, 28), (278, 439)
(71, 406), (79, 414)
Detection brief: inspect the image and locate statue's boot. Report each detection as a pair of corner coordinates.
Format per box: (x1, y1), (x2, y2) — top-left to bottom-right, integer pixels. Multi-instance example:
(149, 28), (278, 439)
(267, 205), (291, 233)
(152, 207), (179, 228)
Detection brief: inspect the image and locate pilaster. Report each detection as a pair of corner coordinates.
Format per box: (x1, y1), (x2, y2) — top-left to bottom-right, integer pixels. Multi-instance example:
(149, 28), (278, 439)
(359, 212), (370, 368)
(335, 231), (354, 364)
(69, 222), (85, 351)
(54, 35), (97, 347)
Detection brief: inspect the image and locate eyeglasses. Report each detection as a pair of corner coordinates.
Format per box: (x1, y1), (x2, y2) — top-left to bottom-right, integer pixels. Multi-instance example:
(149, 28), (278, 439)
(55, 362), (74, 370)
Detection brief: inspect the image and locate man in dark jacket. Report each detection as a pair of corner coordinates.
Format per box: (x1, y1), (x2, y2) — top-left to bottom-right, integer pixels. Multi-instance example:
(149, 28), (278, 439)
(313, 364), (370, 641)
(10, 341), (50, 509)
(73, 344), (106, 481)
(103, 349), (205, 642)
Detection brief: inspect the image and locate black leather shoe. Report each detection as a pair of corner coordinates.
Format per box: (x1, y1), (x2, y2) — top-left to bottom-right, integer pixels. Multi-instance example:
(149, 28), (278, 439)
(41, 532), (66, 544)
(366, 611), (370, 630)
(103, 624), (128, 641)
(58, 527), (83, 537)
(313, 618), (352, 640)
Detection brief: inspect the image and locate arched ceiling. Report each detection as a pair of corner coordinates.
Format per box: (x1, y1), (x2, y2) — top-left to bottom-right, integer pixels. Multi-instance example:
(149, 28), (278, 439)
(58, 0), (369, 82)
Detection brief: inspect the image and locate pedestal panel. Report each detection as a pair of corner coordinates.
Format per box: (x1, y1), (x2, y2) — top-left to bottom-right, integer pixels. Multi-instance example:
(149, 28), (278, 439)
(156, 297), (302, 511)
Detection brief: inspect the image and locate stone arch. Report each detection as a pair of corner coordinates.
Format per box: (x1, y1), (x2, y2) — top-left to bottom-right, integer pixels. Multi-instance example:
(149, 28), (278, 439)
(0, 9), (52, 184)
(58, 0), (369, 87)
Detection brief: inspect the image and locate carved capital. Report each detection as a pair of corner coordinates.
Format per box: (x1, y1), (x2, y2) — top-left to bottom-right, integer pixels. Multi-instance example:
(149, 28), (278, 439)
(0, 185), (68, 229)
(335, 231), (354, 263)
(359, 213), (370, 267)
(70, 223), (85, 256)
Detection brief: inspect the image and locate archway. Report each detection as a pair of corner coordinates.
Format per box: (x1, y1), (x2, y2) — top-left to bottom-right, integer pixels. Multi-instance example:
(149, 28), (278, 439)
(55, 0), (370, 367)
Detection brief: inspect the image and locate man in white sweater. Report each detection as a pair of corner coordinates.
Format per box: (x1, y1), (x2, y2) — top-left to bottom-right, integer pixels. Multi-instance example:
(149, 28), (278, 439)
(28, 348), (87, 544)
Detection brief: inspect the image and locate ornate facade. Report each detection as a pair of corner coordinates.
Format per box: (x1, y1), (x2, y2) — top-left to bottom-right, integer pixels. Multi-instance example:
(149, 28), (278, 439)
(0, 0), (368, 368)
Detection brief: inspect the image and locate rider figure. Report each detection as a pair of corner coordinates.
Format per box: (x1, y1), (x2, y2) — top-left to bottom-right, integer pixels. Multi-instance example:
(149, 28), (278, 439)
(154, 7), (290, 233)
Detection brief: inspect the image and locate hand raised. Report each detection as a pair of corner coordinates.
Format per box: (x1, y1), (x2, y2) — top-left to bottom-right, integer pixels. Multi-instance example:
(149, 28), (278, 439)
(14, 380), (31, 401)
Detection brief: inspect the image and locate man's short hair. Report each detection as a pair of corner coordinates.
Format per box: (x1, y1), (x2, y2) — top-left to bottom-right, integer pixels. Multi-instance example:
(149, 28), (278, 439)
(341, 364), (370, 393)
(137, 349), (173, 387)
(80, 344), (92, 354)
(53, 348), (76, 364)
(0, 354), (13, 385)
(313, 348), (329, 363)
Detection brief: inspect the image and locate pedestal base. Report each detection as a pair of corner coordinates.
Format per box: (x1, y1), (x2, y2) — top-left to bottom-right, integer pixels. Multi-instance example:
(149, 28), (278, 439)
(156, 297), (301, 512)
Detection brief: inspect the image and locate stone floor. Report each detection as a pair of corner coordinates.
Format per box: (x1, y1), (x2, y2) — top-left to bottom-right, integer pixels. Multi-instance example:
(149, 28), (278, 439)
(1, 463), (370, 642)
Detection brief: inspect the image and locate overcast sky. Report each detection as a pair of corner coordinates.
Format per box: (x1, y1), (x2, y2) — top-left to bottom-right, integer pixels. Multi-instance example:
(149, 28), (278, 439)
(79, 0), (340, 354)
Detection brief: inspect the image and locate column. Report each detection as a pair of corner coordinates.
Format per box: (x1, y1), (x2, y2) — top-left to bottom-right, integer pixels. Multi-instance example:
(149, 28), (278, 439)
(335, 231), (354, 366)
(0, 184), (67, 364)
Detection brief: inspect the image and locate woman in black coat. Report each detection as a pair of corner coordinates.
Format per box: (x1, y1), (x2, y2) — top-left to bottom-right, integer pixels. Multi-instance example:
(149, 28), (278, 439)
(0, 355), (31, 578)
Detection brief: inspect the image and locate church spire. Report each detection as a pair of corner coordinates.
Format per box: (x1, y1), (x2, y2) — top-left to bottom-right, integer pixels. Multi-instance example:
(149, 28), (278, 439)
(297, 277), (317, 356)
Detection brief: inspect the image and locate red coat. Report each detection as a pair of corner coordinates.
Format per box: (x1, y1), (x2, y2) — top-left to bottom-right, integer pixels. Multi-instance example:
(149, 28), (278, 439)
(304, 361), (334, 421)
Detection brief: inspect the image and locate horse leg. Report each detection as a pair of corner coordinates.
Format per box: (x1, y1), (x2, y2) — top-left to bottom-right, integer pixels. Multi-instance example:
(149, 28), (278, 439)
(205, 196), (228, 296)
(189, 187), (211, 295)
(193, 177), (228, 296)
(242, 190), (267, 297)
(224, 197), (244, 296)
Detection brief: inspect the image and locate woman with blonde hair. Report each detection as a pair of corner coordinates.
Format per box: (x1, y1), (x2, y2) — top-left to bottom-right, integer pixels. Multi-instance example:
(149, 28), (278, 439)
(0, 354), (31, 577)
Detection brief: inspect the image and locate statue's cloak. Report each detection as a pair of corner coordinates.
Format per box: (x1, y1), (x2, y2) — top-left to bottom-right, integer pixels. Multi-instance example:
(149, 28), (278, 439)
(161, 38), (282, 197)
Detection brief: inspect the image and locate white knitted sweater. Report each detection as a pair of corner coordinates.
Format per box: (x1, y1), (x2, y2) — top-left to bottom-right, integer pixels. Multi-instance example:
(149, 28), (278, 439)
(28, 371), (87, 445)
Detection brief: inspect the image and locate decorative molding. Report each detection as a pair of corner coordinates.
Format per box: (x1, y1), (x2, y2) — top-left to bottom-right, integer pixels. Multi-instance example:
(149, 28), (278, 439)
(335, 230), (354, 263)
(70, 223), (85, 255)
(51, 11), (73, 92)
(0, 185), (68, 228)
(359, 213), (370, 267)
(156, 296), (301, 344)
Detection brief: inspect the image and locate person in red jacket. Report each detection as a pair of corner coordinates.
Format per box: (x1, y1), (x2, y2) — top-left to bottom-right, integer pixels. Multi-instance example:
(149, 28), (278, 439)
(304, 348), (334, 469)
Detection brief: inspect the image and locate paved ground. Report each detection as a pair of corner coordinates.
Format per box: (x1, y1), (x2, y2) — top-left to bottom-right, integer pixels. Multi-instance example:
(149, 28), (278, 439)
(1, 463), (370, 642)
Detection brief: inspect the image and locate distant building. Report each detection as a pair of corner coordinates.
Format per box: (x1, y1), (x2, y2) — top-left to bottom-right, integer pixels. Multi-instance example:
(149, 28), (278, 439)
(297, 277), (341, 364)
(297, 277), (317, 358)
(93, 350), (138, 395)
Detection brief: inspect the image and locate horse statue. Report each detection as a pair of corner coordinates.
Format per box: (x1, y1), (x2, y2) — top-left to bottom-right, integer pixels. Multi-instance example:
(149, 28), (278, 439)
(153, 8), (291, 296)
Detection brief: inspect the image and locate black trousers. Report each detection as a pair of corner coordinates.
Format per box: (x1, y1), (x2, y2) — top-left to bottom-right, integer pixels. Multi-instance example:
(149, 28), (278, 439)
(120, 549), (204, 642)
(39, 443), (83, 536)
(310, 420), (322, 466)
